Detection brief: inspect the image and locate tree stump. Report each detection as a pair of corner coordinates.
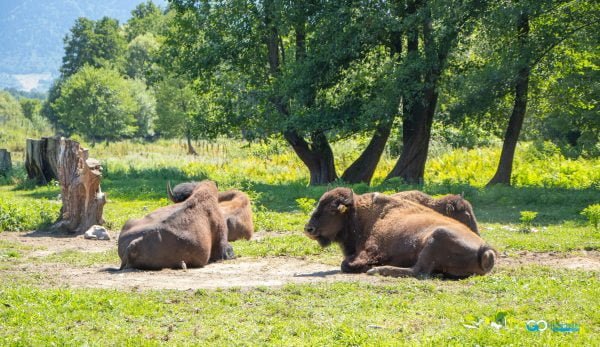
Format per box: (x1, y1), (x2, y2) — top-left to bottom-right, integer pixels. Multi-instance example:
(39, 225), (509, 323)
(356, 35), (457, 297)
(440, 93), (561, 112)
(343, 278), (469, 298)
(48, 138), (106, 234)
(25, 137), (62, 184)
(0, 149), (11, 175)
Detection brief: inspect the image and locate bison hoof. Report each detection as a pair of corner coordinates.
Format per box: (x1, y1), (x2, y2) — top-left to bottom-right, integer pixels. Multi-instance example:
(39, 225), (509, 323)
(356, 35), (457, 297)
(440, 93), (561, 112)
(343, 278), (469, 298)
(341, 260), (368, 273)
(222, 245), (235, 260)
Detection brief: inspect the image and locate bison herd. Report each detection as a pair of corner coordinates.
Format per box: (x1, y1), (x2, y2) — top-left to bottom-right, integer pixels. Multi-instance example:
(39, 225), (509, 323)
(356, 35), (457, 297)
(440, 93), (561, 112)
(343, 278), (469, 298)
(117, 180), (496, 279)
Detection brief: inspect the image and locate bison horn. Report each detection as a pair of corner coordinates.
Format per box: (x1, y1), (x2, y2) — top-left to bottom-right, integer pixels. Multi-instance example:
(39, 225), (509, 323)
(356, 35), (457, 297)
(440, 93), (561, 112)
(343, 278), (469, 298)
(338, 204), (348, 213)
(167, 181), (175, 202)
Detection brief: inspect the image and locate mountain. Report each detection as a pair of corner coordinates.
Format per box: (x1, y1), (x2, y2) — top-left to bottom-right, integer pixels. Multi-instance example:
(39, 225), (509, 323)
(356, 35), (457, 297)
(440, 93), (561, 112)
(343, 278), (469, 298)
(0, 0), (167, 91)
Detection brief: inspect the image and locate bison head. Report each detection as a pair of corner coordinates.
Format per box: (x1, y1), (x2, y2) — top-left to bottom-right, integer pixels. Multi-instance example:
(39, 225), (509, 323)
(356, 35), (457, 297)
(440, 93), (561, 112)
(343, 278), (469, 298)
(304, 187), (354, 247)
(440, 194), (479, 234)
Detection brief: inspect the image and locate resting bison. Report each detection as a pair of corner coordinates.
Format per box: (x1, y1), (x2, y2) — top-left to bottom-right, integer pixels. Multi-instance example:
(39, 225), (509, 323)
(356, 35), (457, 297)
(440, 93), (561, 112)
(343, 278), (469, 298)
(118, 180), (234, 270)
(168, 181), (254, 241)
(304, 188), (496, 278)
(391, 191), (479, 234)
(218, 189), (254, 241)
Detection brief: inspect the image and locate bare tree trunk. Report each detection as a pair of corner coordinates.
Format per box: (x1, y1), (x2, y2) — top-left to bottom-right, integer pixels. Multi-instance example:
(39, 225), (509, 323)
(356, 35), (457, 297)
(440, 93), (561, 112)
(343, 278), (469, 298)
(386, 89), (437, 184)
(284, 130), (337, 185)
(488, 12), (530, 186)
(186, 130), (198, 155)
(49, 138), (106, 233)
(0, 149), (11, 175)
(341, 121), (393, 184)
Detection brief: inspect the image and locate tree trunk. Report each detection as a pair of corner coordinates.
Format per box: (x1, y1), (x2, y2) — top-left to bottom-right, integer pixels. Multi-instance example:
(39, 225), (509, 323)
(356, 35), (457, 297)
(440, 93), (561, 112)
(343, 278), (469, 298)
(386, 5), (439, 184)
(0, 149), (11, 175)
(284, 130), (337, 185)
(341, 121), (393, 184)
(386, 88), (437, 184)
(186, 131), (198, 155)
(25, 137), (62, 184)
(49, 138), (106, 234)
(487, 12), (530, 186)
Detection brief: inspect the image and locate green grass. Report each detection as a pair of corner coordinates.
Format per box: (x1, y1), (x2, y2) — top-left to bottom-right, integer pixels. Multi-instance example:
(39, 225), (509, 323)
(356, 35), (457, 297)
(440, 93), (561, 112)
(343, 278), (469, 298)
(0, 138), (598, 345)
(1, 267), (598, 346)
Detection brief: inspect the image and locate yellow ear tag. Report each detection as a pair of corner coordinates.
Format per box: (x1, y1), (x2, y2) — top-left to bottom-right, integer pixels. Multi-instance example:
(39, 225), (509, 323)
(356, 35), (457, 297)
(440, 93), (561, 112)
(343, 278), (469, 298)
(338, 204), (348, 213)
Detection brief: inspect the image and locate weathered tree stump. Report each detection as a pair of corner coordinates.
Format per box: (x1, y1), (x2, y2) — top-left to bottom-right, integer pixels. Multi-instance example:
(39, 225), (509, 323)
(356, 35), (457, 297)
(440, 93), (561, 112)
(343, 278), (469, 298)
(25, 137), (62, 184)
(47, 138), (106, 234)
(0, 149), (11, 175)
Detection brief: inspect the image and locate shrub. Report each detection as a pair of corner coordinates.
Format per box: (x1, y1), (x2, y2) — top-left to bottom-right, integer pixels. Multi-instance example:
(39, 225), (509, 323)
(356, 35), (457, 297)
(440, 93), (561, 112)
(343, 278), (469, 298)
(296, 198), (317, 214)
(519, 211), (538, 233)
(0, 199), (59, 231)
(581, 204), (600, 231)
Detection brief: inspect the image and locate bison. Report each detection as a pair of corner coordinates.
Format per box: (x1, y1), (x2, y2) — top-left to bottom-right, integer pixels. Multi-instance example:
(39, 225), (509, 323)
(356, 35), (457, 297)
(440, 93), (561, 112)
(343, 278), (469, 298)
(391, 191), (479, 234)
(304, 188), (496, 278)
(118, 180), (234, 270)
(218, 189), (254, 241)
(167, 181), (197, 203)
(167, 181), (254, 241)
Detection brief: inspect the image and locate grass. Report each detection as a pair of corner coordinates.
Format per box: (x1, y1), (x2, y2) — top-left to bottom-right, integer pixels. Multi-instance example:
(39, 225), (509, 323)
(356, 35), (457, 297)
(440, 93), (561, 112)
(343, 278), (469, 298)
(1, 268), (598, 345)
(0, 138), (598, 345)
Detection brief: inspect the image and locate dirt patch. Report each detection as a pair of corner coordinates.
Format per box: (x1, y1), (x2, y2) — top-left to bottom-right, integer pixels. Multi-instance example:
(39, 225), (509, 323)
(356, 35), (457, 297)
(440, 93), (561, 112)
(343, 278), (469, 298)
(16, 257), (391, 291)
(1, 230), (116, 257)
(2, 232), (599, 291)
(499, 250), (600, 271)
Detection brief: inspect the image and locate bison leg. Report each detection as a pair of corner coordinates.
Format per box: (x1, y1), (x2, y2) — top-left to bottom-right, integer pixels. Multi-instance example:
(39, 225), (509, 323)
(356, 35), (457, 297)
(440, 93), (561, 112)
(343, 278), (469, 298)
(341, 249), (378, 273)
(377, 227), (493, 278)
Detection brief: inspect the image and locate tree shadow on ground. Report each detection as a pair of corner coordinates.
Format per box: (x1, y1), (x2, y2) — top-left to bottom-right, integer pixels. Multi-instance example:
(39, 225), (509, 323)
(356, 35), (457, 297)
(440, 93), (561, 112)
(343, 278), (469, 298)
(15, 165), (598, 226)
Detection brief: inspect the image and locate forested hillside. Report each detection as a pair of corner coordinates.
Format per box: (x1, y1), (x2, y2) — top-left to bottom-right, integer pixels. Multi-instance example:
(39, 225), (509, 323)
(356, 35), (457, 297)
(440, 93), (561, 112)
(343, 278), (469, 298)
(0, 0), (166, 90)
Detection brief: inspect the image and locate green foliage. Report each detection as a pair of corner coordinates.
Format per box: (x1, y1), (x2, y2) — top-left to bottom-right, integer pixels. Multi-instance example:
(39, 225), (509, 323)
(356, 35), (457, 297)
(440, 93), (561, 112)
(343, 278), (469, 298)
(0, 198), (59, 232)
(519, 211), (538, 232)
(154, 76), (220, 143)
(0, 91), (52, 152)
(581, 204), (600, 231)
(125, 33), (161, 82)
(125, 1), (168, 41)
(295, 197), (316, 214)
(60, 17), (126, 78)
(52, 66), (148, 144)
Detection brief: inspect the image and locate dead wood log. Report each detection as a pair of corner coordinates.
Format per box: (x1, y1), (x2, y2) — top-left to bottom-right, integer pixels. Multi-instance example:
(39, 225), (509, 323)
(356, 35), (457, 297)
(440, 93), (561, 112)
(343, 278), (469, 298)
(25, 137), (61, 184)
(48, 138), (106, 234)
(0, 149), (11, 175)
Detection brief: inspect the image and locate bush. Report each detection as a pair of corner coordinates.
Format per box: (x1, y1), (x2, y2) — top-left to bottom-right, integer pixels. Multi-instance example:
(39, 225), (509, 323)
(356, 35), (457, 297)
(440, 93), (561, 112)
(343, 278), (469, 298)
(0, 199), (59, 231)
(519, 211), (538, 233)
(581, 204), (600, 231)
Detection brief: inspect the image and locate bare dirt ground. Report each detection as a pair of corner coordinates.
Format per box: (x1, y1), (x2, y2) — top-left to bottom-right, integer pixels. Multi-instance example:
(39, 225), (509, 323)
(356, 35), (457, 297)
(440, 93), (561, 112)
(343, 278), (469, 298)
(2, 231), (599, 291)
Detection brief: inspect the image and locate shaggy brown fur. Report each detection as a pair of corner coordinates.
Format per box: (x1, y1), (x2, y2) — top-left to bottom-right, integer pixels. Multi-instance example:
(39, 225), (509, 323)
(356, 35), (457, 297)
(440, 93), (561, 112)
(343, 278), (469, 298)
(304, 188), (495, 278)
(167, 181), (254, 241)
(218, 189), (254, 241)
(118, 180), (234, 270)
(391, 190), (479, 234)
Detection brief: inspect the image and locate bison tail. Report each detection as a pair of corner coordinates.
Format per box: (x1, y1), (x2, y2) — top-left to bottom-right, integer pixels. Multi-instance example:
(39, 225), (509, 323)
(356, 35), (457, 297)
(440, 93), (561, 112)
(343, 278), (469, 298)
(478, 245), (496, 274)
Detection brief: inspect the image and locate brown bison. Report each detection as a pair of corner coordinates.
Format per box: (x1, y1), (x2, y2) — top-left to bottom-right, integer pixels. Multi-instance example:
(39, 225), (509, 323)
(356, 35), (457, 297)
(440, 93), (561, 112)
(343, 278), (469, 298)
(218, 189), (254, 241)
(118, 180), (234, 270)
(167, 181), (197, 203)
(304, 188), (496, 278)
(391, 191), (479, 234)
(167, 181), (254, 241)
